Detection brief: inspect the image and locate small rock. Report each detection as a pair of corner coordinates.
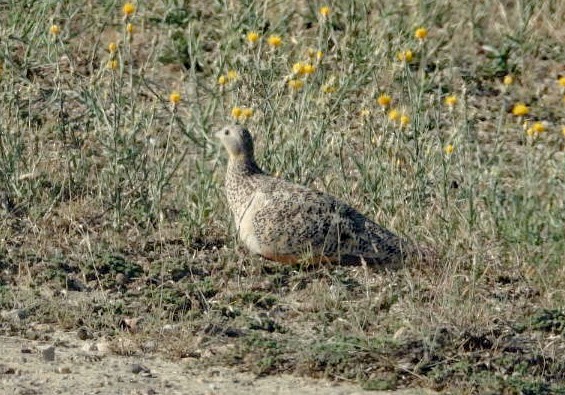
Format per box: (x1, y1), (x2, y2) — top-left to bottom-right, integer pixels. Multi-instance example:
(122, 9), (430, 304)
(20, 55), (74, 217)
(115, 273), (128, 286)
(121, 317), (144, 332)
(82, 342), (98, 352)
(0, 364), (16, 374)
(77, 327), (92, 340)
(129, 389), (156, 395)
(130, 363), (151, 375)
(96, 340), (111, 354)
(39, 345), (55, 362)
(56, 366), (71, 374)
(141, 340), (158, 353)
(161, 324), (178, 333)
(15, 387), (38, 395)
(1, 308), (27, 322)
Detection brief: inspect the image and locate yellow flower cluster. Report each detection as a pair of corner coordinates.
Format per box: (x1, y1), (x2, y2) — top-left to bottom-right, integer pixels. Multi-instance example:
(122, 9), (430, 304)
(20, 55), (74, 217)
(292, 62), (316, 76)
(287, 53), (322, 91)
(106, 41), (120, 71)
(106, 59), (118, 70)
(307, 48), (324, 61)
(526, 121), (546, 137)
(397, 49), (414, 63)
(387, 109), (410, 127)
(218, 70), (239, 86)
(288, 79), (304, 91)
(231, 106), (254, 120)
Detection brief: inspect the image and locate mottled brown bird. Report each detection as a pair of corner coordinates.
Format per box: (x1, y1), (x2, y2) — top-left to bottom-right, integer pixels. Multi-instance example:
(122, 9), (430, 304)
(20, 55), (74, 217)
(216, 124), (412, 265)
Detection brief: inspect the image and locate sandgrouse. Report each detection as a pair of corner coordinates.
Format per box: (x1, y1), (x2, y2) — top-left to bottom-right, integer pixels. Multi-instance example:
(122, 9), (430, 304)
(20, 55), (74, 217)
(216, 124), (411, 265)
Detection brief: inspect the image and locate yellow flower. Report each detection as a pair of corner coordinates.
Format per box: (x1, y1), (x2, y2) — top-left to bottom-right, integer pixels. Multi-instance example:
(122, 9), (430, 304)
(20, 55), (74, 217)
(512, 103), (529, 117)
(169, 91), (181, 105)
(444, 144), (454, 155)
(322, 84), (336, 94)
(400, 114), (410, 127)
(292, 62), (305, 74)
(397, 50), (414, 63)
(108, 42), (118, 54)
(562, 126), (565, 137)
(503, 75), (513, 86)
(319, 6), (331, 17)
(123, 2), (135, 17)
(218, 75), (227, 85)
(360, 109), (371, 117)
(444, 95), (458, 107)
(558, 77), (565, 88)
(388, 109), (400, 122)
(525, 121), (546, 137)
(106, 59), (119, 70)
(302, 64), (316, 74)
(126, 23), (134, 34)
(49, 24), (60, 36)
(292, 62), (316, 76)
(288, 79), (304, 90)
(316, 50), (324, 61)
(267, 35), (282, 48)
(246, 31), (260, 44)
(531, 122), (545, 133)
(241, 108), (254, 119)
(231, 107), (243, 119)
(227, 70), (238, 81)
(414, 27), (428, 40)
(377, 94), (392, 108)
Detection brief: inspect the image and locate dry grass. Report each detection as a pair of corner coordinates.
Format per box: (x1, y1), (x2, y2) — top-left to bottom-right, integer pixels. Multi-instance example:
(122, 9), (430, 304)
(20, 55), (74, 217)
(1, 0), (565, 393)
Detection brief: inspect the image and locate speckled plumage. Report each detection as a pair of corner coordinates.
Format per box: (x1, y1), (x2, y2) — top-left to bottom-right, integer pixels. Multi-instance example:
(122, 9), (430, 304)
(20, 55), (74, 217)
(216, 124), (410, 265)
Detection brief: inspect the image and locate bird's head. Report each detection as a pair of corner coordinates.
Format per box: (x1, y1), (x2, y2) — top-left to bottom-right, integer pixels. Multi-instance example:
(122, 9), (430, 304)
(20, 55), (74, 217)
(215, 124), (255, 160)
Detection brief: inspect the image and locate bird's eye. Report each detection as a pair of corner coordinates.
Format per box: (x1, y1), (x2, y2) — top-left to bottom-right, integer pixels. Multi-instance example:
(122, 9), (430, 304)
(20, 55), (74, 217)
(224, 130), (229, 135)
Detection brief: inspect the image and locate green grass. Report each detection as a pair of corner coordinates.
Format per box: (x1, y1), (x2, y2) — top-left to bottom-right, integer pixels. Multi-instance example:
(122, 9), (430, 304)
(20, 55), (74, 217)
(1, 0), (565, 393)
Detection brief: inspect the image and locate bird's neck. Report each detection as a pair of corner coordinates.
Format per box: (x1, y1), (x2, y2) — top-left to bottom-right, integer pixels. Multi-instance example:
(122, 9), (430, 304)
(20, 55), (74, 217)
(227, 154), (263, 176)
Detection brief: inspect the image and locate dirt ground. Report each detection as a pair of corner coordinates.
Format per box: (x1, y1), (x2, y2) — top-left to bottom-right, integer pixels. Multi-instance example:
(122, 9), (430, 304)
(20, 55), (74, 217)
(0, 331), (438, 395)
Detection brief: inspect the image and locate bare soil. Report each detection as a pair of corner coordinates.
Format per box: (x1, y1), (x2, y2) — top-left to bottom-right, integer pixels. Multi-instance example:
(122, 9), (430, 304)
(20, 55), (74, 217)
(0, 331), (437, 395)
